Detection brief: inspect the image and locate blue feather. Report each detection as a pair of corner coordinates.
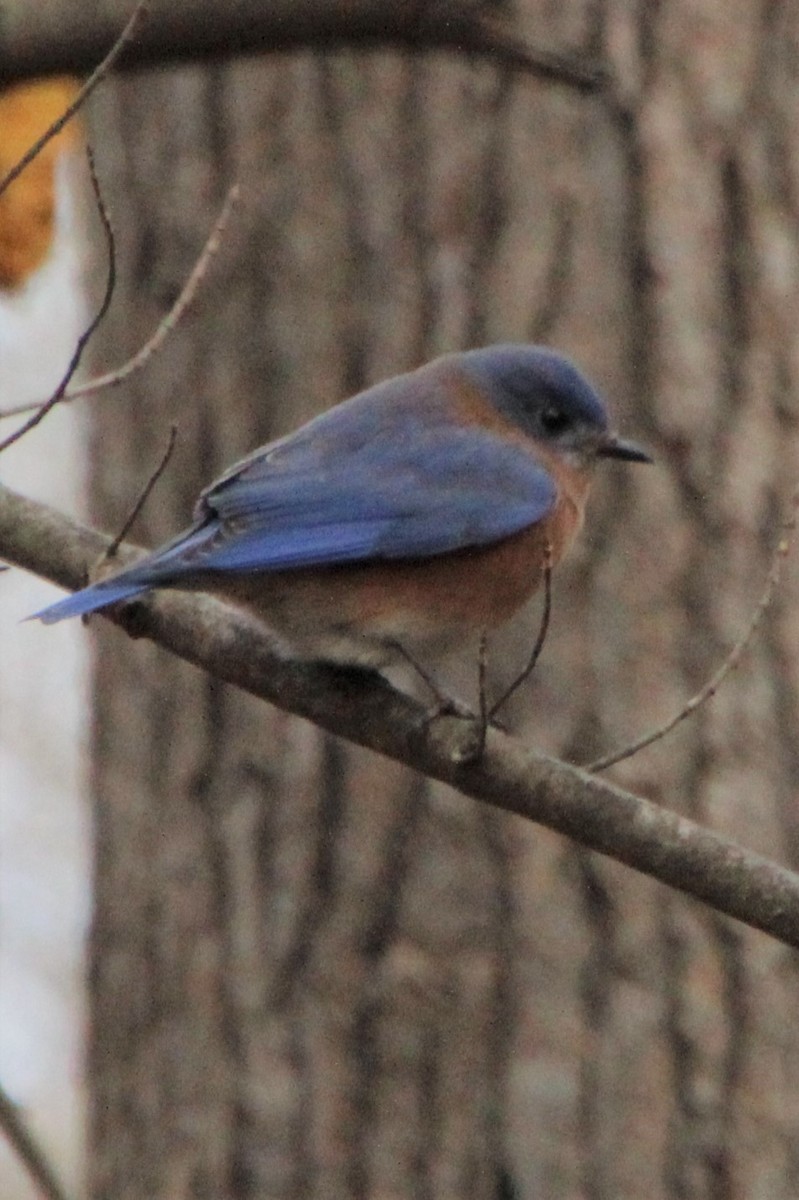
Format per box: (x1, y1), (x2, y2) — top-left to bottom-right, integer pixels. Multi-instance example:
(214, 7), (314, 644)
(32, 578), (150, 624)
(33, 393), (557, 623)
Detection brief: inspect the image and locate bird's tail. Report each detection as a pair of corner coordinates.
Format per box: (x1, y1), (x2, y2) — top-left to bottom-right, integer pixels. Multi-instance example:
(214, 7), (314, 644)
(30, 517), (217, 624)
(30, 576), (150, 624)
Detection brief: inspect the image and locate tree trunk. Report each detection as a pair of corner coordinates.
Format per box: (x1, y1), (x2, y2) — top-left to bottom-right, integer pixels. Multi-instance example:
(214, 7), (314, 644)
(85, 3), (799, 1197)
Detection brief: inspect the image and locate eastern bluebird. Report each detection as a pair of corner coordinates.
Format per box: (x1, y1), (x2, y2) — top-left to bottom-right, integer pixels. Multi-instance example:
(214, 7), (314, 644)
(33, 345), (651, 667)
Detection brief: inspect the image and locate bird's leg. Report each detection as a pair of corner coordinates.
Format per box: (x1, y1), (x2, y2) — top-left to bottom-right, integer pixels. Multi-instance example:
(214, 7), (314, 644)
(393, 636), (494, 765)
(388, 640), (473, 720)
(488, 550), (553, 723)
(432, 631), (492, 765)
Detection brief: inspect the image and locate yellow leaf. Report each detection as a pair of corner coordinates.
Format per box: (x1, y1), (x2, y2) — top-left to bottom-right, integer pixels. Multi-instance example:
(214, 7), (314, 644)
(0, 78), (80, 288)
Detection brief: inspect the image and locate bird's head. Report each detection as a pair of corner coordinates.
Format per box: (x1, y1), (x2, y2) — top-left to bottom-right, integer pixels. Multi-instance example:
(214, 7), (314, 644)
(457, 344), (652, 467)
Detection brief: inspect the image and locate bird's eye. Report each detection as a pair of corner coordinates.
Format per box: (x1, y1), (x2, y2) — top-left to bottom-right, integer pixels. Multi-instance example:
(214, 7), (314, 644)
(540, 406), (572, 436)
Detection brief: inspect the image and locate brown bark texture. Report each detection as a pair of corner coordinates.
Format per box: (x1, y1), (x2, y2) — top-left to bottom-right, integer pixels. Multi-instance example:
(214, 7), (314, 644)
(82, 2), (799, 1198)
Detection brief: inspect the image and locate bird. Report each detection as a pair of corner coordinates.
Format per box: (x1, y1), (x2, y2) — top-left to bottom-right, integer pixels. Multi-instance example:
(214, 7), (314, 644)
(32, 345), (651, 671)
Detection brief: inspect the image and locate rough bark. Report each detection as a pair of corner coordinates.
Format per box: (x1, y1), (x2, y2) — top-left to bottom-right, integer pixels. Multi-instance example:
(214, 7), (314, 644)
(73, 1), (799, 1197)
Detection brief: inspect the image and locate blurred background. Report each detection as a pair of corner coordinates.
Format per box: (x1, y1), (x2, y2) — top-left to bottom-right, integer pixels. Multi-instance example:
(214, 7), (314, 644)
(3, 3), (799, 1198)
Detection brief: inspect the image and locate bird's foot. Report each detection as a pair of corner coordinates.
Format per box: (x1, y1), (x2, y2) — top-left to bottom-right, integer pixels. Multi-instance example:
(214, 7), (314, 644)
(416, 695), (508, 764)
(419, 705), (485, 764)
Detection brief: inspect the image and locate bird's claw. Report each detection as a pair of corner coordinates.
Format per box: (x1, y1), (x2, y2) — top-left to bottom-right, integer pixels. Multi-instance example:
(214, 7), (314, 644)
(415, 695), (499, 764)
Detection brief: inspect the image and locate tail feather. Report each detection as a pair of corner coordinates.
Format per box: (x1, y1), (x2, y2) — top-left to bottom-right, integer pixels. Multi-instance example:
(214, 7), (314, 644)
(31, 577), (151, 624)
(30, 520), (215, 624)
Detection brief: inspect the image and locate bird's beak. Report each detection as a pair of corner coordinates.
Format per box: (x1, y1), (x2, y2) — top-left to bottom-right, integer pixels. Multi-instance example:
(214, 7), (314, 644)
(597, 433), (653, 464)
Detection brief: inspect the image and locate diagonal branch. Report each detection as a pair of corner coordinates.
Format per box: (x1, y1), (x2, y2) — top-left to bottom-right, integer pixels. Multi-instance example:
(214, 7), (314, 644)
(3, 480), (799, 951)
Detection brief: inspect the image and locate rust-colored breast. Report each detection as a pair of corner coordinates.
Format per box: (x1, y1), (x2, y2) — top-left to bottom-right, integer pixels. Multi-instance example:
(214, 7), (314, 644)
(220, 463), (590, 656)
(216, 366), (594, 657)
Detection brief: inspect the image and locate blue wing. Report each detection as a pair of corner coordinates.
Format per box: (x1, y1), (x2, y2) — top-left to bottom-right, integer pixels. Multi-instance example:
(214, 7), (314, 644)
(33, 401), (556, 624)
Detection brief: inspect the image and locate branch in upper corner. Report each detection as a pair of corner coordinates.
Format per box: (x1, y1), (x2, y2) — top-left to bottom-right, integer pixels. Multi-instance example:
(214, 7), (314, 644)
(0, 146), (115, 454)
(588, 485), (799, 772)
(0, 1080), (73, 1200)
(0, 1), (605, 93)
(3, 480), (799, 952)
(0, 1), (148, 197)
(0, 184), (241, 422)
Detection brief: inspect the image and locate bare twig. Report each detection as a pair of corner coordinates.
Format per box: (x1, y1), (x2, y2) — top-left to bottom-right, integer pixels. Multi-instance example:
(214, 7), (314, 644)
(0, 1), (148, 199)
(588, 487), (799, 772)
(4, 480), (799, 949)
(474, 629), (489, 758)
(0, 146), (116, 454)
(489, 548), (553, 720)
(105, 424), (178, 559)
(0, 184), (240, 421)
(0, 1080), (73, 1200)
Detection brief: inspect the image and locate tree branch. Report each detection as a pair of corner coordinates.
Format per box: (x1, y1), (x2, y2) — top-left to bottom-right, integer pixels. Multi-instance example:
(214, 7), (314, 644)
(0, 0), (605, 92)
(3, 481), (799, 950)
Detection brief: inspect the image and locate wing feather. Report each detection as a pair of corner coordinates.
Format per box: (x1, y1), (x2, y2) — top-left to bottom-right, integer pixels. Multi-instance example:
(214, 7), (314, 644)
(33, 413), (556, 624)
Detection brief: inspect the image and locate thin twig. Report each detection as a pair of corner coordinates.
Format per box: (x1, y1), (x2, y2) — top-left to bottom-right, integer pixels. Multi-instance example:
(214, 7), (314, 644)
(0, 184), (241, 421)
(0, 146), (116, 454)
(588, 488), (799, 772)
(0, 1080), (73, 1200)
(105, 425), (178, 560)
(489, 547), (553, 720)
(475, 629), (490, 758)
(0, 1), (148, 200)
